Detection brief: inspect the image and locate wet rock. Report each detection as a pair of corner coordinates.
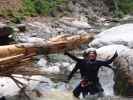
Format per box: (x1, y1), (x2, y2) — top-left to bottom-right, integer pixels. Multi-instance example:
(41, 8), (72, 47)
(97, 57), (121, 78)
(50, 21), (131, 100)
(90, 24), (133, 48)
(0, 23), (13, 37)
(0, 76), (43, 97)
(37, 58), (48, 68)
(0, 23), (14, 45)
(16, 24), (26, 32)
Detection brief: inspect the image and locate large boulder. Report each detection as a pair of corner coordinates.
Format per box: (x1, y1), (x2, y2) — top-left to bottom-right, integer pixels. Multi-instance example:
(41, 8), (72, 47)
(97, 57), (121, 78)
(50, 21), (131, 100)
(113, 50), (133, 97)
(90, 45), (133, 97)
(0, 76), (43, 97)
(89, 24), (133, 48)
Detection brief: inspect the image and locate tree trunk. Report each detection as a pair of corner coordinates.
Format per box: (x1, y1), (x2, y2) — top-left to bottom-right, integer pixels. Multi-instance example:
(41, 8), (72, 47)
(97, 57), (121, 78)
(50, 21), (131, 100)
(0, 33), (94, 76)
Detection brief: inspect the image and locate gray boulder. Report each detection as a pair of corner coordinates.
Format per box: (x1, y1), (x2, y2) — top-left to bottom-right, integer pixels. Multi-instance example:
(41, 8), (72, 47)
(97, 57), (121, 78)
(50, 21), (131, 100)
(113, 50), (133, 97)
(90, 45), (133, 97)
(90, 24), (133, 48)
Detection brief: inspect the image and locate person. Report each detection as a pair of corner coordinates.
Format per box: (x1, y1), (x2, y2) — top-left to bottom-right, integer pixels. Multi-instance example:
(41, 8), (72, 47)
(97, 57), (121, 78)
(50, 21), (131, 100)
(0, 96), (6, 100)
(64, 49), (118, 98)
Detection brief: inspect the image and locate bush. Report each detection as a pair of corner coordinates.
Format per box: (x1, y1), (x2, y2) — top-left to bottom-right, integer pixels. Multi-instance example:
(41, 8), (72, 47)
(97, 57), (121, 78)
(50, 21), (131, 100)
(21, 0), (65, 16)
(118, 0), (133, 14)
(22, 0), (36, 16)
(33, 0), (65, 15)
(113, 0), (133, 17)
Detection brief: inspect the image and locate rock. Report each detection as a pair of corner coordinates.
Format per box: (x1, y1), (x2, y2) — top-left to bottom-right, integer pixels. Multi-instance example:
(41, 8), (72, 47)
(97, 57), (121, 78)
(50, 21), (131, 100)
(113, 50), (133, 97)
(90, 24), (133, 48)
(44, 66), (60, 74)
(0, 23), (13, 37)
(67, 0), (111, 18)
(96, 45), (130, 60)
(88, 45), (133, 97)
(16, 24), (26, 32)
(85, 45), (129, 60)
(0, 75), (42, 97)
(59, 18), (91, 29)
(37, 58), (48, 68)
(28, 22), (52, 34)
(0, 23), (14, 45)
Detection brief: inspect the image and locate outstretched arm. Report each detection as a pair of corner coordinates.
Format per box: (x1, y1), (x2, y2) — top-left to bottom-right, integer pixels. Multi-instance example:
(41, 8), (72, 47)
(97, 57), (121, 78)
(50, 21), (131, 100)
(67, 63), (79, 82)
(104, 64), (116, 71)
(64, 52), (81, 62)
(102, 51), (118, 65)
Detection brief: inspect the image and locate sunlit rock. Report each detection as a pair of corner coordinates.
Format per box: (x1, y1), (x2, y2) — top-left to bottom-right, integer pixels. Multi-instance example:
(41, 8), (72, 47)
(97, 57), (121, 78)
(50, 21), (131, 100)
(0, 75), (43, 97)
(90, 24), (133, 48)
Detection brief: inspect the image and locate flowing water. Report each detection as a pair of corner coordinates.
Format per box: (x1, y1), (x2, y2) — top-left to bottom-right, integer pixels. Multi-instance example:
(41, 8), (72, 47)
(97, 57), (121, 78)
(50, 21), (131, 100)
(5, 66), (117, 100)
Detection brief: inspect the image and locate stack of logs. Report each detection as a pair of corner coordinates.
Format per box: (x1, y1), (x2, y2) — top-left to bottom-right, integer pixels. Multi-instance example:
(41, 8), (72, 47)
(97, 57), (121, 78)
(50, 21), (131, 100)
(0, 33), (94, 76)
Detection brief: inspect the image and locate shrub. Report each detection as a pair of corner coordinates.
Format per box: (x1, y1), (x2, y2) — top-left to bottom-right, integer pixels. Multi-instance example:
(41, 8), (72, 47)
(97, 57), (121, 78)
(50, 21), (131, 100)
(113, 0), (133, 17)
(118, 0), (133, 14)
(33, 0), (65, 15)
(22, 0), (37, 16)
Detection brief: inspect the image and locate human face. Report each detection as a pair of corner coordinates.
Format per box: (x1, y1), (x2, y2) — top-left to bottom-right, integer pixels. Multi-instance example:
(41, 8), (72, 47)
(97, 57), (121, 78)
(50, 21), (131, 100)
(86, 52), (97, 61)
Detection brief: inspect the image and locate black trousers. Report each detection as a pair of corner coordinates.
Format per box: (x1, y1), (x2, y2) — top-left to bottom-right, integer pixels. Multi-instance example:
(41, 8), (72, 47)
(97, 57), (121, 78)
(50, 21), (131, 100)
(73, 82), (103, 98)
(0, 96), (6, 100)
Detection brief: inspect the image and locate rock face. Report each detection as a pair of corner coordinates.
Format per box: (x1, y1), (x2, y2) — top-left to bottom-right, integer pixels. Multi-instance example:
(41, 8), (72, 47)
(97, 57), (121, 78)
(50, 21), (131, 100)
(66, 0), (112, 18)
(90, 24), (133, 48)
(113, 50), (133, 97)
(89, 24), (133, 97)
(0, 23), (13, 37)
(20, 17), (93, 40)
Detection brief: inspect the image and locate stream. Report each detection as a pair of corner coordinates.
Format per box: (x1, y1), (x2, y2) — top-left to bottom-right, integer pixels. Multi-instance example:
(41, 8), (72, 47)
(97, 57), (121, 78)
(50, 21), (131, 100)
(1, 15), (133, 100)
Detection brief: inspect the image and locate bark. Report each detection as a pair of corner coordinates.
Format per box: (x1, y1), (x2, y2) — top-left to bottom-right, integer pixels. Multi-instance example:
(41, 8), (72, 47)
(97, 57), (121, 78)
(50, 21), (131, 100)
(17, 33), (94, 54)
(0, 34), (94, 76)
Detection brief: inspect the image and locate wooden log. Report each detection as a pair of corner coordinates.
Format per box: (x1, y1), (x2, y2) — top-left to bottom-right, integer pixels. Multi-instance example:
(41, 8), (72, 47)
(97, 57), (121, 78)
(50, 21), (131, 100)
(0, 44), (37, 58)
(0, 34), (94, 76)
(45, 34), (94, 53)
(16, 33), (95, 54)
(0, 34), (94, 58)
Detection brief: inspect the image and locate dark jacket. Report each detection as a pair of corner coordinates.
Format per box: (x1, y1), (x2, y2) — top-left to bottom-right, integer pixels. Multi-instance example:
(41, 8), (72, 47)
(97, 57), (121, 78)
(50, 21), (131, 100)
(65, 52), (118, 82)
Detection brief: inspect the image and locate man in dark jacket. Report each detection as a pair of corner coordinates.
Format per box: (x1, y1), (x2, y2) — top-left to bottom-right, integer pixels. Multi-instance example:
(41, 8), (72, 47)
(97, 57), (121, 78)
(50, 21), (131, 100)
(64, 50), (118, 98)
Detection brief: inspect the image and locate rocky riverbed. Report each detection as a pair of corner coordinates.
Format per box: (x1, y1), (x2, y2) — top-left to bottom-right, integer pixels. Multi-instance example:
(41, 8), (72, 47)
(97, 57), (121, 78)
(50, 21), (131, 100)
(0, 14), (133, 100)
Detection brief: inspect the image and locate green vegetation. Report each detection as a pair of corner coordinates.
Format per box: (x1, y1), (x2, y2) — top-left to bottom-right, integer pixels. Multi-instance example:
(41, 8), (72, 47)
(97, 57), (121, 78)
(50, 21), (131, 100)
(0, 0), (133, 20)
(34, 0), (65, 15)
(22, 0), (65, 16)
(118, 0), (133, 14)
(0, 0), (65, 23)
(113, 0), (133, 17)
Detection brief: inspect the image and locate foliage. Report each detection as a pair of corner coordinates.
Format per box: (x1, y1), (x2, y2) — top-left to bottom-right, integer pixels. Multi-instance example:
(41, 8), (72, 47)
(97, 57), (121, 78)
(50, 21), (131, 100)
(33, 0), (65, 15)
(113, 0), (133, 17)
(21, 0), (65, 16)
(118, 0), (133, 14)
(22, 0), (37, 16)
(0, 0), (65, 22)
